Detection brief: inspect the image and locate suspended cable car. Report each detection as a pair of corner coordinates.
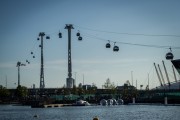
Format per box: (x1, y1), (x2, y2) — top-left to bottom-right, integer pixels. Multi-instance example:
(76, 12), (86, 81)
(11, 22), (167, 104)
(113, 42), (119, 52)
(39, 45), (41, 47)
(58, 32), (62, 38)
(31, 52), (33, 54)
(166, 48), (174, 60)
(37, 38), (40, 40)
(106, 43), (111, 48)
(106, 40), (111, 48)
(113, 46), (119, 51)
(26, 60), (30, 64)
(21, 63), (26, 66)
(33, 56), (35, 58)
(166, 52), (174, 60)
(46, 36), (50, 39)
(76, 32), (80, 36)
(78, 36), (82, 41)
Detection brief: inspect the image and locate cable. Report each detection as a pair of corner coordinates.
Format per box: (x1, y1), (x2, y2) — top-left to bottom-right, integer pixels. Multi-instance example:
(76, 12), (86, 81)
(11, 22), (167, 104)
(81, 32), (180, 49)
(74, 25), (180, 38)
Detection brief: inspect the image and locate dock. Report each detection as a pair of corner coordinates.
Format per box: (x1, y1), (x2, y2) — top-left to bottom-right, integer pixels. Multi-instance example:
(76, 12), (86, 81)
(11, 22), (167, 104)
(44, 104), (64, 108)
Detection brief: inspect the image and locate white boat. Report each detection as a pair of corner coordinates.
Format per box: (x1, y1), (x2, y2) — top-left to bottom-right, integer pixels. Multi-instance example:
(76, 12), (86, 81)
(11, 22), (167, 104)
(73, 100), (91, 106)
(100, 99), (124, 106)
(107, 99), (113, 105)
(100, 99), (107, 106)
(117, 99), (124, 105)
(112, 99), (118, 105)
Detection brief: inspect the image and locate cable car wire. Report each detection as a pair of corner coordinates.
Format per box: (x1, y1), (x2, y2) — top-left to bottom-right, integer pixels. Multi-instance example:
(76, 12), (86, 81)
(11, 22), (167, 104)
(74, 25), (180, 38)
(81, 32), (180, 49)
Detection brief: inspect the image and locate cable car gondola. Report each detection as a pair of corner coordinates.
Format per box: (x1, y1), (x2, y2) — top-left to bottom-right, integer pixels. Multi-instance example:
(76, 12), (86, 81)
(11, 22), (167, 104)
(33, 56), (35, 58)
(26, 60), (30, 64)
(58, 32), (62, 38)
(31, 52), (33, 54)
(113, 42), (119, 52)
(78, 36), (82, 41)
(113, 46), (119, 52)
(106, 40), (111, 48)
(166, 52), (174, 60)
(46, 36), (50, 39)
(76, 32), (80, 36)
(37, 38), (40, 40)
(106, 43), (111, 48)
(39, 45), (41, 47)
(166, 48), (174, 60)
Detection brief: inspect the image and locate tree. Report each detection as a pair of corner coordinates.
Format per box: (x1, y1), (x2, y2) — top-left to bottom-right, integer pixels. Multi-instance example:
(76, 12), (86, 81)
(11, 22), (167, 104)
(92, 83), (97, 88)
(86, 83), (97, 94)
(0, 85), (10, 98)
(103, 78), (115, 89)
(15, 85), (28, 98)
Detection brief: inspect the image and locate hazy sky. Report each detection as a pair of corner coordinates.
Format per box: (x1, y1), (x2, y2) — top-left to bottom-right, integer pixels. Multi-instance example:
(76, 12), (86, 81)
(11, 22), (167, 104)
(0, 0), (180, 89)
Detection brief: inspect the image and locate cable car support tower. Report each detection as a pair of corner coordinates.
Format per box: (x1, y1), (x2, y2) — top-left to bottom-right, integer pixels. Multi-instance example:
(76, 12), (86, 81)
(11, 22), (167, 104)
(65, 24), (75, 88)
(16, 61), (26, 86)
(39, 32), (45, 89)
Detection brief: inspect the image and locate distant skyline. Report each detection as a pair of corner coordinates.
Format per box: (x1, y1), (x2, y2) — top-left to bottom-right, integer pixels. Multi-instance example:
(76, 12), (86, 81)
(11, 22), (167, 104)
(0, 0), (180, 89)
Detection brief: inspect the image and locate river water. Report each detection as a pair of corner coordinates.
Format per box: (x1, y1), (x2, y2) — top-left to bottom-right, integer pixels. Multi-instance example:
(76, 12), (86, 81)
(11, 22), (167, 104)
(0, 105), (180, 120)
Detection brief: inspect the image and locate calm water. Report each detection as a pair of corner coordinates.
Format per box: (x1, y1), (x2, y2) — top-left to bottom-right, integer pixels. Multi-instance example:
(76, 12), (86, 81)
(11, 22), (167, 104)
(0, 105), (180, 120)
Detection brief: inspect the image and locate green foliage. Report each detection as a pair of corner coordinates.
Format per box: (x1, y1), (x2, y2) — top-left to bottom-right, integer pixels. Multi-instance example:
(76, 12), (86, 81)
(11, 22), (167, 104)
(15, 85), (28, 98)
(0, 85), (10, 98)
(103, 78), (116, 89)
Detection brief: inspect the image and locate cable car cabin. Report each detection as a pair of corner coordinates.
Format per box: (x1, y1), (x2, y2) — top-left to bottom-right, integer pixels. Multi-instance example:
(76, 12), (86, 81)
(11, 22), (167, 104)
(37, 38), (40, 40)
(113, 46), (119, 52)
(166, 52), (174, 60)
(39, 45), (41, 47)
(21, 64), (26, 66)
(76, 32), (80, 36)
(31, 52), (33, 54)
(26, 60), (28, 63)
(106, 43), (111, 48)
(28, 62), (30, 64)
(78, 36), (82, 41)
(46, 36), (50, 39)
(33, 56), (35, 58)
(58, 32), (62, 38)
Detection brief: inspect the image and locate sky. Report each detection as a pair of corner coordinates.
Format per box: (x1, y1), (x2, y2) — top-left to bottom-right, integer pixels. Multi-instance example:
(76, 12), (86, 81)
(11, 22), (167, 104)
(0, 0), (180, 89)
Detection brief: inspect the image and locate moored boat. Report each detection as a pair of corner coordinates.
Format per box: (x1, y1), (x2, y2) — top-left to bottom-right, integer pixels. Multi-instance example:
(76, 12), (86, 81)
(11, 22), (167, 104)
(72, 100), (91, 106)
